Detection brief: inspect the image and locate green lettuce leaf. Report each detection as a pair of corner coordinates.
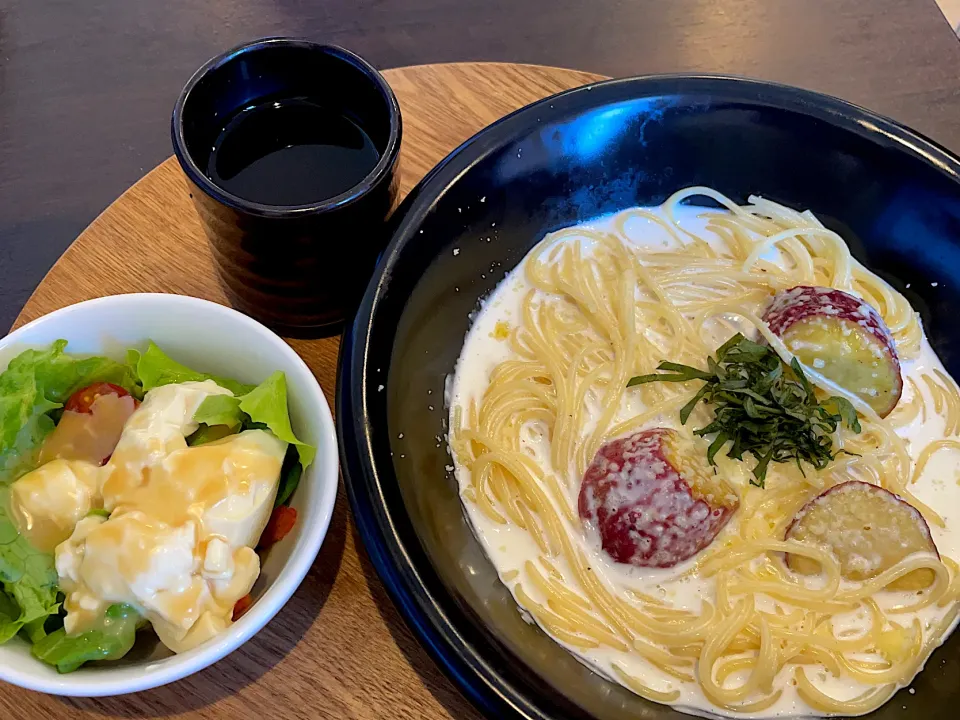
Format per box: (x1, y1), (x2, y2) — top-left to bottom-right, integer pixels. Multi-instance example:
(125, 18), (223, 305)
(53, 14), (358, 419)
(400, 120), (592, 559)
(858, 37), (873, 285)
(0, 590), (20, 644)
(193, 370), (317, 472)
(134, 342), (254, 396)
(20, 615), (51, 644)
(192, 394), (244, 429)
(0, 340), (140, 483)
(186, 423), (237, 447)
(32, 603), (138, 673)
(0, 415), (54, 487)
(274, 448), (302, 508)
(238, 372), (315, 468)
(0, 498), (60, 643)
(193, 371), (315, 469)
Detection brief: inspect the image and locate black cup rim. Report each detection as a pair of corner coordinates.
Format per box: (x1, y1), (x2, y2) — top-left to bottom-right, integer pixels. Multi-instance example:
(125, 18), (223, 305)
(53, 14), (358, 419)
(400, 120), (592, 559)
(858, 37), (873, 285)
(171, 37), (402, 218)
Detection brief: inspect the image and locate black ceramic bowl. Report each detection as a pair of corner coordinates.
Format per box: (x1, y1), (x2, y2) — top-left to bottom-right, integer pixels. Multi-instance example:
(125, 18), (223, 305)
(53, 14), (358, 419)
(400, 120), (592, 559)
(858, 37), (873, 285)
(338, 75), (960, 720)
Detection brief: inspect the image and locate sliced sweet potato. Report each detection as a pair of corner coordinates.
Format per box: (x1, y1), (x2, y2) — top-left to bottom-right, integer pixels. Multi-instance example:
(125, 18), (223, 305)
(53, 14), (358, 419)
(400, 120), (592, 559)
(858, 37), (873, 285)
(785, 480), (938, 590)
(763, 286), (902, 417)
(578, 429), (738, 568)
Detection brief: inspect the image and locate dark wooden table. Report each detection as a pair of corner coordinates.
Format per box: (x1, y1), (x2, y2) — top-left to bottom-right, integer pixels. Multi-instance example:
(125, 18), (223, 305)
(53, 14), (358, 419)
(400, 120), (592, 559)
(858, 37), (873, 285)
(1, 0), (960, 332)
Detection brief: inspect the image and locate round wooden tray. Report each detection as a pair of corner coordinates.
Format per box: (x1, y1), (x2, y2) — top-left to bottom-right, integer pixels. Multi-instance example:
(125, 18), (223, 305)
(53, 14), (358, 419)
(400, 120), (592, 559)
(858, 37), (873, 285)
(5, 62), (606, 719)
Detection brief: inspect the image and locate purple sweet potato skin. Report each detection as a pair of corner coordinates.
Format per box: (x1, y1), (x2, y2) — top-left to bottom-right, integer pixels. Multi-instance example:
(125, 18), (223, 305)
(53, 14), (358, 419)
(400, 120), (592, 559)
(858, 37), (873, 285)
(763, 286), (902, 416)
(764, 286), (898, 360)
(578, 429), (737, 568)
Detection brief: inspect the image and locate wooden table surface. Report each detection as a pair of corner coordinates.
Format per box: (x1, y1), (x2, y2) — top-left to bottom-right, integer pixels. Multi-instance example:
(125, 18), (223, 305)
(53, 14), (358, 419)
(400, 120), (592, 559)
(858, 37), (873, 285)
(2, 0), (960, 331)
(2, 1), (960, 717)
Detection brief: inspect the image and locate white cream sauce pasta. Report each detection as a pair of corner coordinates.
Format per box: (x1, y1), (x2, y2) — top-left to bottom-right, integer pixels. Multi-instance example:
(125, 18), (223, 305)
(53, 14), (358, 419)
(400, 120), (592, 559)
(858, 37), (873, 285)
(448, 188), (960, 718)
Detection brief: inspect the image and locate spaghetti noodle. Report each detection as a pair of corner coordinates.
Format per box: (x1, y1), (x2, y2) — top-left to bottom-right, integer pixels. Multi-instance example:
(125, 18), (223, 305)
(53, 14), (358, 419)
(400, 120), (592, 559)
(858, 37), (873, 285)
(449, 188), (960, 717)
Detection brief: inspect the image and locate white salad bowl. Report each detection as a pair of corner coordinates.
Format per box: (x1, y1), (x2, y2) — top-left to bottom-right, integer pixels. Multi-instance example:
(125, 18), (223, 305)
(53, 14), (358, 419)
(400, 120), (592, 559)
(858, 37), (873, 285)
(0, 293), (339, 696)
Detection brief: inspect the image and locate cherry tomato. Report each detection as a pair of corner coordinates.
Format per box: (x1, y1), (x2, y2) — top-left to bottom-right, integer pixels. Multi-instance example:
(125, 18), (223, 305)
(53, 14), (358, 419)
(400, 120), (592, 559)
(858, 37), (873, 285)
(43, 388), (138, 466)
(232, 594), (253, 621)
(259, 506), (297, 548)
(64, 382), (133, 414)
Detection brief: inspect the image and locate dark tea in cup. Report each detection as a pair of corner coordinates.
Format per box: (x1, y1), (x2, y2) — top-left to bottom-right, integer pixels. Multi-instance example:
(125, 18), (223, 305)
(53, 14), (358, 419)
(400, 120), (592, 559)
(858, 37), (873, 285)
(172, 38), (402, 336)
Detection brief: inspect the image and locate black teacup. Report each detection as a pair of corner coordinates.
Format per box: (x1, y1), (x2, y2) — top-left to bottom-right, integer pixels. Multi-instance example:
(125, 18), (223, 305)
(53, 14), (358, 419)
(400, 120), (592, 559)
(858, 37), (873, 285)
(172, 38), (402, 336)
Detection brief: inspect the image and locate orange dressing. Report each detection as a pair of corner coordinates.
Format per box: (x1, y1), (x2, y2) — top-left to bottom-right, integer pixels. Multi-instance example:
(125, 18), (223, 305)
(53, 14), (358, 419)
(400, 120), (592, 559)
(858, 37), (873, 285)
(39, 394), (136, 466)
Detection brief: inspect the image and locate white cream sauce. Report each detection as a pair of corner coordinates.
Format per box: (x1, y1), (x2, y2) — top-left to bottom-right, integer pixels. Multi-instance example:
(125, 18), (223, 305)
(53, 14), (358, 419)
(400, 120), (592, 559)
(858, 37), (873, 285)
(448, 205), (960, 718)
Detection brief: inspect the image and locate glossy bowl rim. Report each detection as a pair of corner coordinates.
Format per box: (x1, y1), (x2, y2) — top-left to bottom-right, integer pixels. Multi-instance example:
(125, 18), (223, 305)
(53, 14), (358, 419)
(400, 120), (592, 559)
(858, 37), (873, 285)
(338, 72), (960, 719)
(171, 36), (402, 218)
(0, 293), (340, 696)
